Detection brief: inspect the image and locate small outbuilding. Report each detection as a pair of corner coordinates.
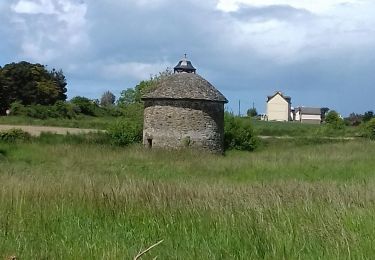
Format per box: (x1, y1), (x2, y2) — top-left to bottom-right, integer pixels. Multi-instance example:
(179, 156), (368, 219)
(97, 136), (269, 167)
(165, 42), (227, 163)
(141, 56), (228, 153)
(295, 107), (322, 124)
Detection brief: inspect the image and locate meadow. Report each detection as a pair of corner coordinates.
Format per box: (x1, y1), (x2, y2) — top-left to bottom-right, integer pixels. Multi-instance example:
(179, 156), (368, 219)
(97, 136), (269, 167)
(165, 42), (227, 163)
(1, 136), (375, 259)
(0, 115), (363, 138)
(0, 115), (115, 130)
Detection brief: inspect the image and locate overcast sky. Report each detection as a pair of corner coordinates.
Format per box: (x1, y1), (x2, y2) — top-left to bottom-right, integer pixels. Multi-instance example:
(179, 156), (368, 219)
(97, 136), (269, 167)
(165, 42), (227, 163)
(1, 0), (375, 115)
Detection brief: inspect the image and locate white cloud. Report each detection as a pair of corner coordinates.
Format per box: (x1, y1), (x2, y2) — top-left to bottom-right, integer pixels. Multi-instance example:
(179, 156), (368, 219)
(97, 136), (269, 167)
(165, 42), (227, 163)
(215, 0), (375, 63)
(10, 0), (89, 63)
(12, 0), (56, 14)
(216, 0), (364, 13)
(101, 62), (172, 81)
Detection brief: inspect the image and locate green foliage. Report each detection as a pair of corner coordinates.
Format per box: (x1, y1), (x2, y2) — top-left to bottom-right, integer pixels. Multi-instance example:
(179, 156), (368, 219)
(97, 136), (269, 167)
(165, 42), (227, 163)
(100, 91), (116, 107)
(118, 80), (156, 105)
(0, 61), (67, 113)
(345, 113), (363, 126)
(118, 68), (172, 106)
(224, 113), (258, 151)
(118, 88), (136, 105)
(120, 103), (143, 122)
(70, 96), (98, 116)
(2, 141), (375, 258)
(9, 101), (77, 119)
(107, 118), (143, 146)
(37, 132), (111, 145)
(325, 110), (345, 129)
(363, 110), (374, 122)
(247, 107), (258, 117)
(362, 118), (375, 140)
(320, 107), (330, 121)
(10, 101), (27, 115)
(0, 128), (31, 142)
(53, 100), (77, 118)
(50, 68), (67, 101)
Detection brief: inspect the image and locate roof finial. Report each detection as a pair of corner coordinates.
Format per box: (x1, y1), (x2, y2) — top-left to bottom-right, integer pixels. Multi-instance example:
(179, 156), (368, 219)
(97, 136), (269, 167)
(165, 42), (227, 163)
(184, 53), (187, 59)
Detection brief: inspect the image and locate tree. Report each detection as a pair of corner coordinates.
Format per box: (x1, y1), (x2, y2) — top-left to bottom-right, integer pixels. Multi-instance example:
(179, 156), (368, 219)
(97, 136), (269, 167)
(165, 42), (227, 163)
(363, 111), (374, 122)
(100, 91), (116, 106)
(118, 68), (172, 106)
(325, 110), (344, 129)
(345, 113), (363, 126)
(0, 61), (67, 114)
(247, 107), (258, 117)
(363, 118), (375, 140)
(118, 88), (136, 106)
(320, 107), (329, 121)
(50, 69), (67, 101)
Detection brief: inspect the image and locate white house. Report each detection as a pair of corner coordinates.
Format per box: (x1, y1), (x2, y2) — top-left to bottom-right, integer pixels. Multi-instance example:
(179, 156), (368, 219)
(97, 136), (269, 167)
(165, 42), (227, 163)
(266, 91), (291, 121)
(295, 107), (322, 124)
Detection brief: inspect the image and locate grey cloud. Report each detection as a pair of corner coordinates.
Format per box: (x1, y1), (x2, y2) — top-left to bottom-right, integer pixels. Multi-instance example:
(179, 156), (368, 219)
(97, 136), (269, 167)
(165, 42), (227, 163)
(230, 4), (315, 22)
(0, 0), (374, 115)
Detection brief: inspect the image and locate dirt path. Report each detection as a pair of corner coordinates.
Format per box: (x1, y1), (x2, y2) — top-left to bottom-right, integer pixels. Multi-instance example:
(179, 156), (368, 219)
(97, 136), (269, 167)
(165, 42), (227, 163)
(0, 124), (102, 136)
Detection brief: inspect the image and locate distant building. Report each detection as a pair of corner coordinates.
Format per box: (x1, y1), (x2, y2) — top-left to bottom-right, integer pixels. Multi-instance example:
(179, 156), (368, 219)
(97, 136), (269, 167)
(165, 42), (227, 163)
(141, 56), (228, 153)
(266, 91), (292, 121)
(295, 107), (322, 124)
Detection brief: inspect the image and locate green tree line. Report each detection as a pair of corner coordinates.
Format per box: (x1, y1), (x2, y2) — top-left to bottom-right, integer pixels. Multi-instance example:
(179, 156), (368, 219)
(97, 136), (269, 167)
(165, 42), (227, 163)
(0, 61), (67, 114)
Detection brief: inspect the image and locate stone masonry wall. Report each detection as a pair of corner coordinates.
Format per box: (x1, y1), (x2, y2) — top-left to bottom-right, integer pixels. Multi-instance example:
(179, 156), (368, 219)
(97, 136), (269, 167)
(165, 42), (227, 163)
(143, 99), (224, 153)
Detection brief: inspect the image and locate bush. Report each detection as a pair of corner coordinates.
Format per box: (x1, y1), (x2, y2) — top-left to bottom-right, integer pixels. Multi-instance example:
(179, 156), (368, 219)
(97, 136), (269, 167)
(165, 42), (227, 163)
(107, 118), (143, 146)
(54, 101), (77, 118)
(325, 110), (345, 129)
(224, 113), (259, 151)
(9, 101), (78, 119)
(10, 101), (27, 116)
(26, 104), (57, 119)
(363, 118), (375, 140)
(102, 106), (124, 117)
(70, 96), (98, 116)
(0, 128), (31, 142)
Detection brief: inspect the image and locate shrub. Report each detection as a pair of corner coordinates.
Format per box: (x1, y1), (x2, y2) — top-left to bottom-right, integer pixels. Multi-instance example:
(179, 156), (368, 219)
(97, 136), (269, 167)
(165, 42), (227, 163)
(54, 100), (77, 118)
(362, 118), (375, 140)
(9, 101), (78, 119)
(224, 113), (259, 151)
(10, 101), (27, 116)
(107, 118), (143, 146)
(325, 110), (345, 130)
(70, 96), (98, 116)
(26, 104), (57, 119)
(101, 106), (124, 117)
(0, 128), (31, 142)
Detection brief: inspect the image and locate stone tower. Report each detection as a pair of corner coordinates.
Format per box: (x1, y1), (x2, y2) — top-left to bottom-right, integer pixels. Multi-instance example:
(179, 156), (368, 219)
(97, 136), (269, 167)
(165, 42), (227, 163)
(141, 56), (228, 153)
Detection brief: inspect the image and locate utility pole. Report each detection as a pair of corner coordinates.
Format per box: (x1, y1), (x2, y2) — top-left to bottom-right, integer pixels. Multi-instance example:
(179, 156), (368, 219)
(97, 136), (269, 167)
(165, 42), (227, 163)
(238, 100), (241, 117)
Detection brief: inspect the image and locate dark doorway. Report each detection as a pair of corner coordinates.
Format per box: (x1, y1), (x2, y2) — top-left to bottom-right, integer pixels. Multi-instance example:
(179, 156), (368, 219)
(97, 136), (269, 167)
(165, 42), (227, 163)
(147, 138), (153, 148)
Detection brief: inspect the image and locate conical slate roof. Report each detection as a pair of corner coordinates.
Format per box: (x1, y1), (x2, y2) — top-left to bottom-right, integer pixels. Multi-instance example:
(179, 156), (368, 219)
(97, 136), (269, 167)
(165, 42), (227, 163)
(142, 73), (228, 103)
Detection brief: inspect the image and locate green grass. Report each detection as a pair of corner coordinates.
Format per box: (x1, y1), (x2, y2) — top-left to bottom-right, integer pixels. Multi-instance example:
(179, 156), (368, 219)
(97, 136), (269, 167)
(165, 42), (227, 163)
(1, 139), (375, 258)
(0, 115), (115, 129)
(252, 120), (361, 137)
(0, 115), (364, 138)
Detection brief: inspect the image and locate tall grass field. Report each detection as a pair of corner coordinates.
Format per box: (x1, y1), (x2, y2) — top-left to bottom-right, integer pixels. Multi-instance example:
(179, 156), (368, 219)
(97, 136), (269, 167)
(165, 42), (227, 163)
(1, 139), (375, 258)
